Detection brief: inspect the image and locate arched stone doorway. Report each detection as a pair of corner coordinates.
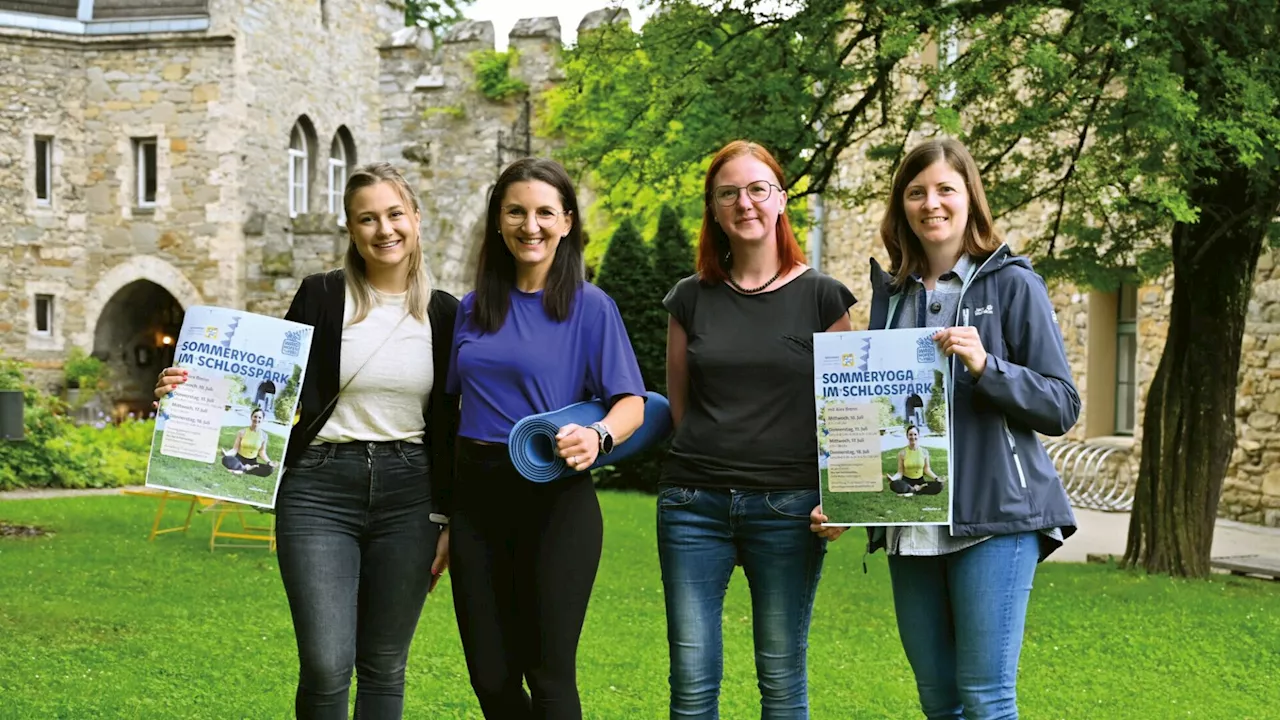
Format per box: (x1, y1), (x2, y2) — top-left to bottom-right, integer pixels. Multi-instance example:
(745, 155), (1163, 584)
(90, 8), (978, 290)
(904, 393), (925, 429)
(92, 281), (184, 417)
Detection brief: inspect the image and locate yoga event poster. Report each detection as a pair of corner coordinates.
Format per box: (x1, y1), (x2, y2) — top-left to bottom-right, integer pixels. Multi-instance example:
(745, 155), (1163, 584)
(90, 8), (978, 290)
(814, 328), (953, 527)
(146, 306), (313, 508)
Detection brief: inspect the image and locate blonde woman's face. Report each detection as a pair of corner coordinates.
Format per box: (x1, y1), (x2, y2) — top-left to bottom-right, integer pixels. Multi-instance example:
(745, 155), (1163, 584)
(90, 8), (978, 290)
(346, 181), (421, 271)
(903, 160), (969, 253)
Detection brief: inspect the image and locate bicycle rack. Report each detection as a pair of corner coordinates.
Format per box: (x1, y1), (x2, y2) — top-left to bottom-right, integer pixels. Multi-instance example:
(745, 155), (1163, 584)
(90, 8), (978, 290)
(1042, 439), (1134, 512)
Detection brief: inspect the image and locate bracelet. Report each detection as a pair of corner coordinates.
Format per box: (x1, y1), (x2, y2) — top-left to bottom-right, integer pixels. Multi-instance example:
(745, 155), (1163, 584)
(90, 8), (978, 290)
(428, 513), (450, 526)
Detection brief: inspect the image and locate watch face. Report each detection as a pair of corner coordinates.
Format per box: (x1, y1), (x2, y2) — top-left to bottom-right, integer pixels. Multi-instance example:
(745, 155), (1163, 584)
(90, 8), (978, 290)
(593, 423), (613, 454)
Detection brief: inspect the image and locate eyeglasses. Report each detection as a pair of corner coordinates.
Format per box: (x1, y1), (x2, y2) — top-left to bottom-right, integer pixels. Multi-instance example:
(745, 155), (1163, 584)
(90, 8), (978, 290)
(710, 181), (782, 207)
(502, 207), (569, 228)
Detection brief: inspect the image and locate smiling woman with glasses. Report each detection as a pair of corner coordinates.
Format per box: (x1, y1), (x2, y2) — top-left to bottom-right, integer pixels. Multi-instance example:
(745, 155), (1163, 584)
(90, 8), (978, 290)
(501, 206), (568, 227)
(710, 180), (782, 207)
(658, 140), (855, 719)
(445, 157), (647, 720)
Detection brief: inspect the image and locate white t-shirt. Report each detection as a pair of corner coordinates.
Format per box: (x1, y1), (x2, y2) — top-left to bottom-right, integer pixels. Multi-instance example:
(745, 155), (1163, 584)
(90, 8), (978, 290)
(313, 289), (434, 444)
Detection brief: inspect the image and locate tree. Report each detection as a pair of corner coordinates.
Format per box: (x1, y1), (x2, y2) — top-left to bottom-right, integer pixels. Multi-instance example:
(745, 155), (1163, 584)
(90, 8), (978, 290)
(925, 370), (946, 435)
(549, 0), (1280, 577)
(872, 395), (898, 430)
(593, 220), (667, 492)
(388, 0), (471, 34)
(595, 219), (665, 392)
(273, 365), (302, 426)
(653, 205), (696, 288)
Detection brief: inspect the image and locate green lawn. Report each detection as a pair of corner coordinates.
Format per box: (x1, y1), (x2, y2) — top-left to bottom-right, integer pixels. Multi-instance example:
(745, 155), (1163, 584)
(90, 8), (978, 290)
(1, 493), (1277, 719)
(147, 425), (285, 506)
(821, 446), (950, 525)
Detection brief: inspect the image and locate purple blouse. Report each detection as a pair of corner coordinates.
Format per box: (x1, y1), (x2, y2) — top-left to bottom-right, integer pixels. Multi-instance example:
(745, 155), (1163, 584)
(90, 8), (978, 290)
(446, 283), (646, 443)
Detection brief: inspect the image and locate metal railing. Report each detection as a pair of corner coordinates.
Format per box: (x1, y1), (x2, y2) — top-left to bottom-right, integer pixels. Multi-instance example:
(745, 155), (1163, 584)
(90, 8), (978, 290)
(1042, 439), (1135, 512)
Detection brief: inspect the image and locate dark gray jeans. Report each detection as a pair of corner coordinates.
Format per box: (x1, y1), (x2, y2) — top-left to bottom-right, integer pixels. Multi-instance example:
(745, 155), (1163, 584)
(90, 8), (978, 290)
(275, 441), (440, 720)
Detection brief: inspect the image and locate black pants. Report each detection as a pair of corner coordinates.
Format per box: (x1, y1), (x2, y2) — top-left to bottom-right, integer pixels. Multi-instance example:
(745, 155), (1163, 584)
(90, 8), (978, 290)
(450, 440), (603, 720)
(891, 477), (944, 495)
(223, 453), (274, 476)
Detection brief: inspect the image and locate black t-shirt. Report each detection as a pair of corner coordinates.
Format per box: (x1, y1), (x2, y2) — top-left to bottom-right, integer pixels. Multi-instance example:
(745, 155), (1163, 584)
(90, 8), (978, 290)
(662, 269), (856, 490)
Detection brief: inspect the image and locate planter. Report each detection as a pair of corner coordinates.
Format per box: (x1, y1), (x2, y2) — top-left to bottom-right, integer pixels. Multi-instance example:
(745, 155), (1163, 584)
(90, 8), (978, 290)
(0, 389), (23, 441)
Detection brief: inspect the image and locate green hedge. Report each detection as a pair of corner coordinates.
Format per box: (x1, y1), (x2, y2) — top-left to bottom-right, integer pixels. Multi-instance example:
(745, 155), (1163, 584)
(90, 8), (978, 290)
(0, 359), (152, 490)
(593, 206), (695, 493)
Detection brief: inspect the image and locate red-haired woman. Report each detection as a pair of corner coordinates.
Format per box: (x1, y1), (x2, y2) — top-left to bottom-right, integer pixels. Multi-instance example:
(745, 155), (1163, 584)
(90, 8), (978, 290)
(660, 140), (854, 718)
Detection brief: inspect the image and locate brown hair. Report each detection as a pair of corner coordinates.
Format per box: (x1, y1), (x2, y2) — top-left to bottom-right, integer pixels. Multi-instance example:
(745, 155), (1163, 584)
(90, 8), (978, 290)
(697, 140), (804, 284)
(879, 138), (1002, 286)
(342, 162), (432, 324)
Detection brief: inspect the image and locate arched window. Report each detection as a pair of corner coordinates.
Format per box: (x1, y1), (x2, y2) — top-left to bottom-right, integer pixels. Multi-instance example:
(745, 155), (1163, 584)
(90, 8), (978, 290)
(328, 127), (356, 221)
(288, 124), (308, 218)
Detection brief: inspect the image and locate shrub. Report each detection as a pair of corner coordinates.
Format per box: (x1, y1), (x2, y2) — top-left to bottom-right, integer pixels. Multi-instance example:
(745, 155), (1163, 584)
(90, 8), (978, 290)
(470, 49), (528, 101)
(0, 358), (152, 490)
(63, 347), (109, 392)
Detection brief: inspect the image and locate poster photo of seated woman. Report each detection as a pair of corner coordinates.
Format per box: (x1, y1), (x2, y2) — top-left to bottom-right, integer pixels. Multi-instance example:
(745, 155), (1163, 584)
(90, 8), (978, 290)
(887, 425), (945, 496)
(221, 406), (276, 478)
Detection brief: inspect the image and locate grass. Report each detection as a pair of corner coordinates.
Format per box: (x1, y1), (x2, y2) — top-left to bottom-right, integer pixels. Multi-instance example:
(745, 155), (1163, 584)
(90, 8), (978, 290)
(146, 426), (284, 506)
(821, 446), (950, 525)
(1, 492), (1277, 719)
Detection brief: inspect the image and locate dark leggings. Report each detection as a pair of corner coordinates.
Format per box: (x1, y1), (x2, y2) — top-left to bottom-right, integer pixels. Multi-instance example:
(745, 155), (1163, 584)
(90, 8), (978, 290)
(450, 440), (603, 720)
(222, 453), (274, 477)
(891, 477), (944, 495)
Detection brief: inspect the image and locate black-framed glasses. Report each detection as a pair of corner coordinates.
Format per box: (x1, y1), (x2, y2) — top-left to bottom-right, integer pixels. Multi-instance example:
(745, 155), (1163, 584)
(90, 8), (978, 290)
(711, 181), (782, 207)
(502, 207), (569, 228)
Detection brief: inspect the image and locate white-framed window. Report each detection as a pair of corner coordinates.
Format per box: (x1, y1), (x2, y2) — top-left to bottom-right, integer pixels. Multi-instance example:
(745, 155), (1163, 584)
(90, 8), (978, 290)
(289, 125), (308, 218)
(34, 136), (52, 205)
(1114, 283), (1138, 435)
(34, 294), (54, 335)
(134, 137), (157, 208)
(328, 135), (348, 221)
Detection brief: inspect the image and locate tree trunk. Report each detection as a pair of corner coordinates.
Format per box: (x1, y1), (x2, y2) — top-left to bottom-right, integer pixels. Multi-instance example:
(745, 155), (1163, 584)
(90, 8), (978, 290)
(1123, 170), (1275, 577)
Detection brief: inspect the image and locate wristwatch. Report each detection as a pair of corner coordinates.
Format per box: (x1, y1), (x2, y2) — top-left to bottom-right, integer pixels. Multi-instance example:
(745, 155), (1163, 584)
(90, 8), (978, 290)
(589, 422), (614, 455)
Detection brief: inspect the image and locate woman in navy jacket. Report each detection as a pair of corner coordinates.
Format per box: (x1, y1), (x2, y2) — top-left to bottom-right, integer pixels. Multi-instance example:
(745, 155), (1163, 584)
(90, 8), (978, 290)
(812, 138), (1078, 720)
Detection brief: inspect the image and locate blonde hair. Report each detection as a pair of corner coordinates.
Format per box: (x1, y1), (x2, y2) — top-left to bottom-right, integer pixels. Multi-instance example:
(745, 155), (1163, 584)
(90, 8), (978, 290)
(342, 162), (433, 324)
(880, 138), (1002, 287)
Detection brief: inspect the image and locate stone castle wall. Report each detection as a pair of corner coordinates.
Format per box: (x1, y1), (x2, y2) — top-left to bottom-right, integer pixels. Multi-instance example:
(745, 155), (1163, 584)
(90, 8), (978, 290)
(0, 28), (238, 393)
(211, 0), (389, 318)
(379, 16), (569, 296)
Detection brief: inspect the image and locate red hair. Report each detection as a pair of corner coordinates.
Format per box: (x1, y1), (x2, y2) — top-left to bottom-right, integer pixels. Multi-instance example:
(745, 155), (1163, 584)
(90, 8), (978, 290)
(696, 140), (804, 284)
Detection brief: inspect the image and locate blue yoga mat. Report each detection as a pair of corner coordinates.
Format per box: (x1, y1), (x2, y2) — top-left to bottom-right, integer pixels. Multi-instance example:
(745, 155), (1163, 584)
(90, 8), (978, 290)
(507, 391), (673, 482)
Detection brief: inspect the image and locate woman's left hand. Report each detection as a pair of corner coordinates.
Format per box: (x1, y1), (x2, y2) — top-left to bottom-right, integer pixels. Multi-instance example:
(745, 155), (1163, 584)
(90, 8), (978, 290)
(429, 527), (449, 593)
(556, 423), (600, 472)
(934, 326), (988, 377)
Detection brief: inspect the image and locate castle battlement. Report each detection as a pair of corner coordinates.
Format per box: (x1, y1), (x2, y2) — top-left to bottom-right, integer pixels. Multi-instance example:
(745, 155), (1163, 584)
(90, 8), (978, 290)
(379, 9), (629, 98)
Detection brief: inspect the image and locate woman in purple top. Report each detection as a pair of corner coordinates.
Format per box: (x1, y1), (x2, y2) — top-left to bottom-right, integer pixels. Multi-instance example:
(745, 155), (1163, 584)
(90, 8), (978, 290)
(445, 157), (646, 720)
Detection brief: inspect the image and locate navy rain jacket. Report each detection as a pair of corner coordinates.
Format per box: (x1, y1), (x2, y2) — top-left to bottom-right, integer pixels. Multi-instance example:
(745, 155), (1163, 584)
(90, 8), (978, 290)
(865, 244), (1079, 560)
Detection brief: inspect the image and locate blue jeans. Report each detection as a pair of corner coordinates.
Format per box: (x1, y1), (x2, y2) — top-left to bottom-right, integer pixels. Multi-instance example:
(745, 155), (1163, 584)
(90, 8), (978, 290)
(275, 441), (441, 720)
(887, 532), (1040, 720)
(656, 486), (826, 720)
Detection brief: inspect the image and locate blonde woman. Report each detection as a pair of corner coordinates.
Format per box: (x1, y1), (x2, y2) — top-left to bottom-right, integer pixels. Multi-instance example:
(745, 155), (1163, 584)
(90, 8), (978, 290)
(155, 163), (459, 719)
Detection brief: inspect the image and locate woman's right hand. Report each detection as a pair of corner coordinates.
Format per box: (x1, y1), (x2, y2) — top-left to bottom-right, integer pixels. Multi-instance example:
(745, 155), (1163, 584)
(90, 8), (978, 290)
(809, 505), (848, 542)
(153, 367), (188, 400)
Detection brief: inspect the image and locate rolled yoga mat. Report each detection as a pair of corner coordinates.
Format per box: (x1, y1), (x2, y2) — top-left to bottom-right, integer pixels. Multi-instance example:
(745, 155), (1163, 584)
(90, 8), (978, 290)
(507, 391), (673, 483)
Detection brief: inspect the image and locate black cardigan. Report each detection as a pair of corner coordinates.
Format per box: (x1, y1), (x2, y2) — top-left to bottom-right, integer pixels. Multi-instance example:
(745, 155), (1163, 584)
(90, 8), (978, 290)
(282, 269), (460, 517)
